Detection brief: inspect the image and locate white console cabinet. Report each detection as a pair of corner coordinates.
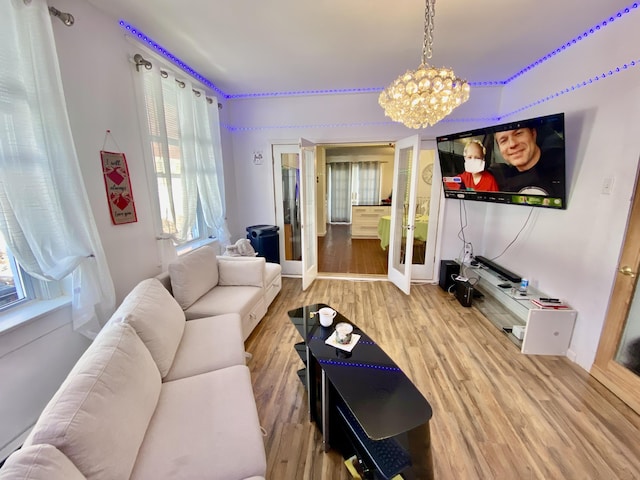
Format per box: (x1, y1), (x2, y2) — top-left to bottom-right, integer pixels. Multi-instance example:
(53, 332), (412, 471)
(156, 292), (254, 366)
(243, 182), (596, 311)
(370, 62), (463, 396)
(351, 205), (390, 238)
(469, 265), (577, 355)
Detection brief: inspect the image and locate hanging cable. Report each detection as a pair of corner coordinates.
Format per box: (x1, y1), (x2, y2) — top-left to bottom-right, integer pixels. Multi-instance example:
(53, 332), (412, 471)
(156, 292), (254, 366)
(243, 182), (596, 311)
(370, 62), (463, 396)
(491, 207), (536, 261)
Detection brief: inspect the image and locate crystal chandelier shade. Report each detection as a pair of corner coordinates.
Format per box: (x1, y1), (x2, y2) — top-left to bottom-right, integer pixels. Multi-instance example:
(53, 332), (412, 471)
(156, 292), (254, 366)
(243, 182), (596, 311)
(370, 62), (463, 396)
(379, 0), (470, 128)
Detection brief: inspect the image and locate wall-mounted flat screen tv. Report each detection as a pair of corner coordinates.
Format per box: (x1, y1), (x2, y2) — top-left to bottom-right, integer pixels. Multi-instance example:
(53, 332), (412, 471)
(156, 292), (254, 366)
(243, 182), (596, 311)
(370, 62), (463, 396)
(436, 112), (566, 209)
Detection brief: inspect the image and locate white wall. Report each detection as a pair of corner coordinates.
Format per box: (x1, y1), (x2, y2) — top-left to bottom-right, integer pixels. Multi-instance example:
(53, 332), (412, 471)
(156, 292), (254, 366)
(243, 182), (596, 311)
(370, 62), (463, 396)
(0, 304), (90, 460)
(226, 87), (503, 240)
(224, 10), (640, 373)
(51, 0), (237, 300)
(444, 10), (640, 370)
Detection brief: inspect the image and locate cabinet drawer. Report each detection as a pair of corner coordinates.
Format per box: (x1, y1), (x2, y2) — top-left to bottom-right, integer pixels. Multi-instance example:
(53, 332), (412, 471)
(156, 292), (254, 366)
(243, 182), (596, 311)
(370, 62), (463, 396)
(352, 207), (389, 218)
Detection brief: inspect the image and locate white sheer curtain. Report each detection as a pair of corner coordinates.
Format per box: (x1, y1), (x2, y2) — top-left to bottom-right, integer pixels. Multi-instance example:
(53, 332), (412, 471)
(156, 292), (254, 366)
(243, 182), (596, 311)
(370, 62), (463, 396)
(354, 162), (381, 205)
(0, 0), (115, 337)
(139, 64), (230, 255)
(328, 163), (351, 222)
(191, 91), (230, 245)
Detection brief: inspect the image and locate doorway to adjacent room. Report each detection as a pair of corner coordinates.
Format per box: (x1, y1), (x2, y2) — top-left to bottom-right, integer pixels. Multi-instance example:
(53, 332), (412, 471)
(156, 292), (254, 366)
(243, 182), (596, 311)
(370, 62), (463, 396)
(272, 141), (439, 281)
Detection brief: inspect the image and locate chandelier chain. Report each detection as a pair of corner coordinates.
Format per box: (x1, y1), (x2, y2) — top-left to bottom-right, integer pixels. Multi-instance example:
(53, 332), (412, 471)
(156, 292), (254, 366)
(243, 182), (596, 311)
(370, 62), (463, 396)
(422, 0), (435, 63)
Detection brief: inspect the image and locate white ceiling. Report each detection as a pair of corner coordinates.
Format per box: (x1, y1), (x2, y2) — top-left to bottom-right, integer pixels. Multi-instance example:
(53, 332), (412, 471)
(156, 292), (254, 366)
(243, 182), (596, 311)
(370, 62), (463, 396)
(86, 0), (632, 97)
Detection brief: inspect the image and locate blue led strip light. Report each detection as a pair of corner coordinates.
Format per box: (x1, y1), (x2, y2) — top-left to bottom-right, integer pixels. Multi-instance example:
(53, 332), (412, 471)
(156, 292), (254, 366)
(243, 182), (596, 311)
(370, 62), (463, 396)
(310, 336), (376, 345)
(225, 57), (637, 130)
(223, 117), (500, 133)
(497, 58), (640, 121)
(480, 2), (639, 86)
(318, 359), (401, 371)
(227, 87), (384, 99)
(119, 20), (227, 98)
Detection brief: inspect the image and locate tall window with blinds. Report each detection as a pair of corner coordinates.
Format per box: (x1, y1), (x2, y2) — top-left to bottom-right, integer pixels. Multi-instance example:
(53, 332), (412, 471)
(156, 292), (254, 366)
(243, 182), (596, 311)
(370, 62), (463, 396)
(137, 63), (229, 247)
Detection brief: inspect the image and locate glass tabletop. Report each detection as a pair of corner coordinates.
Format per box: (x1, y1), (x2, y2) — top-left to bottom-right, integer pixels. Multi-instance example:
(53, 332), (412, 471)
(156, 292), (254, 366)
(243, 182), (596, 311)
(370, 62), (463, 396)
(288, 304), (432, 440)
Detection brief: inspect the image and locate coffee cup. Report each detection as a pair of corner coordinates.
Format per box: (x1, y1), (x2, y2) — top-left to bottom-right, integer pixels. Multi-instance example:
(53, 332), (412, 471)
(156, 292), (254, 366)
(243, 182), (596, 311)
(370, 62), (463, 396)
(318, 307), (337, 327)
(335, 322), (353, 344)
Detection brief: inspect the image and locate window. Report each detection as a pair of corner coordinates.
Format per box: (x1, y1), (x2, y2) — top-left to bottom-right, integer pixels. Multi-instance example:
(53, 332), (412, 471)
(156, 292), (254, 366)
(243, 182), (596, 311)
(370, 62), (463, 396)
(0, 236), (29, 310)
(138, 64), (229, 247)
(0, 1), (115, 332)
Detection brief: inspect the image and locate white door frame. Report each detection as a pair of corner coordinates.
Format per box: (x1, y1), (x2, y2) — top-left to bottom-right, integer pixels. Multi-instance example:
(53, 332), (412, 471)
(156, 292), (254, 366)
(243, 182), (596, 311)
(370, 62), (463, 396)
(388, 134), (421, 294)
(300, 138), (318, 290)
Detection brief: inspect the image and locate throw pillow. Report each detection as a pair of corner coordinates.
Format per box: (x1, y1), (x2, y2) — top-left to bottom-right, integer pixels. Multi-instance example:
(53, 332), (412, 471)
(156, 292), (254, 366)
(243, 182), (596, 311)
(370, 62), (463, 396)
(169, 245), (219, 310)
(218, 256), (265, 288)
(24, 323), (161, 480)
(110, 278), (185, 378)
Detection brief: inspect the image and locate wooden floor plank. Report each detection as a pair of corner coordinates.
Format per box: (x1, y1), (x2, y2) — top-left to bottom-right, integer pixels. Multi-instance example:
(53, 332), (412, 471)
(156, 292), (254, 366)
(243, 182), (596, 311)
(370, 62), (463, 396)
(245, 278), (640, 479)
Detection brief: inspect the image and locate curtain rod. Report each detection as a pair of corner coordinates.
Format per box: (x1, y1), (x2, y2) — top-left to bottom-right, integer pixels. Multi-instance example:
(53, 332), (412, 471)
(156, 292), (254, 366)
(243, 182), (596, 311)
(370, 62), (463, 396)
(22, 1), (75, 26)
(133, 52), (221, 108)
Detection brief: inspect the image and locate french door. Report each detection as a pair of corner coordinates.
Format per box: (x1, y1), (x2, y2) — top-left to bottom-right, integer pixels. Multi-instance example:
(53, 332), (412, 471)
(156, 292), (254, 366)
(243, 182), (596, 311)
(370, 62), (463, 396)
(387, 135), (421, 294)
(299, 138), (318, 290)
(272, 140), (318, 291)
(591, 168), (640, 414)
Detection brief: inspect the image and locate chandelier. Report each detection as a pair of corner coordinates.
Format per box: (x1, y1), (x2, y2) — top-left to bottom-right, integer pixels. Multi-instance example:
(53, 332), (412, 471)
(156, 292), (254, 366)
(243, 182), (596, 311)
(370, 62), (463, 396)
(378, 0), (470, 128)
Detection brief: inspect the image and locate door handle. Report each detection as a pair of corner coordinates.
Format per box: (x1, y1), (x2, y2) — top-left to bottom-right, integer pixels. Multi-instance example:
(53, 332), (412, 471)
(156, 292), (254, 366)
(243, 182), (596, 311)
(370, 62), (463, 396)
(619, 266), (637, 277)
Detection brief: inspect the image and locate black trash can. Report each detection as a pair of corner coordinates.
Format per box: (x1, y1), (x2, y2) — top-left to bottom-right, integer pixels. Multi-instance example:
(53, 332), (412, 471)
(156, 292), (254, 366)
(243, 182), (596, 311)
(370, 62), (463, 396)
(246, 225), (280, 264)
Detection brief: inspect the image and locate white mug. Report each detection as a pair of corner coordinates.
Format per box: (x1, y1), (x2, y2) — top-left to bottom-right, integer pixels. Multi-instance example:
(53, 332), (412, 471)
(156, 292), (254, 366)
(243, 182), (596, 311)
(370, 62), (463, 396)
(318, 307), (337, 327)
(335, 322), (353, 344)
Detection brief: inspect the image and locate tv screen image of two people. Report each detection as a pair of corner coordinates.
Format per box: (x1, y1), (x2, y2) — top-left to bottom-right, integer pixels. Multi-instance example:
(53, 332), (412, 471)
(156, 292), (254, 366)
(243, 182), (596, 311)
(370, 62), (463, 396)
(436, 112), (567, 209)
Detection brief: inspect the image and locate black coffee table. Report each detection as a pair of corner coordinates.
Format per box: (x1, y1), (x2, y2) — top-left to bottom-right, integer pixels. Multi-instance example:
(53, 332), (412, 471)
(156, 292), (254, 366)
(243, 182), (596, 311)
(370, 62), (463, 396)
(289, 304), (433, 480)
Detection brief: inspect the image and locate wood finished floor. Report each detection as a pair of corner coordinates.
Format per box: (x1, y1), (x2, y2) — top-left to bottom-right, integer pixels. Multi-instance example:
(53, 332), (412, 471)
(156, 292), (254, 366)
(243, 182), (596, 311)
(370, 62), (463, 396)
(318, 224), (388, 275)
(244, 277), (640, 480)
(317, 223), (426, 276)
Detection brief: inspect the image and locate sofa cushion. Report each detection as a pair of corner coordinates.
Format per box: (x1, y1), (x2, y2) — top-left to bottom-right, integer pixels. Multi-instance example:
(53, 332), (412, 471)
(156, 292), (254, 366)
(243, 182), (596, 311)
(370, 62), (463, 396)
(217, 256), (265, 288)
(184, 285), (263, 321)
(163, 313), (246, 382)
(0, 445), (86, 480)
(169, 245), (219, 310)
(111, 278), (185, 377)
(24, 322), (161, 480)
(130, 365), (266, 480)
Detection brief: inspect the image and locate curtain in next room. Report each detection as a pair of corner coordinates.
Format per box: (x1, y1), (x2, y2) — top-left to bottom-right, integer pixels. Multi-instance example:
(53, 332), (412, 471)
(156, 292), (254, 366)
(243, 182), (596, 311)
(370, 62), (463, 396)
(353, 162), (381, 205)
(328, 163), (351, 222)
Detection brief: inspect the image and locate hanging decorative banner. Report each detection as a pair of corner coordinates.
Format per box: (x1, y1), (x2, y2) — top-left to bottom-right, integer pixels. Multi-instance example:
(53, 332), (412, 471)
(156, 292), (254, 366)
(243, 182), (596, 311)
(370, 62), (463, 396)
(100, 150), (138, 225)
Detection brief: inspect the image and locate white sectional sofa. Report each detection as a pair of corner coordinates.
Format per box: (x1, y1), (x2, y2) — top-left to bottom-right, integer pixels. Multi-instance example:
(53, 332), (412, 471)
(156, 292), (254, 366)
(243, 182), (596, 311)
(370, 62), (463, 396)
(0, 277), (267, 480)
(157, 244), (282, 340)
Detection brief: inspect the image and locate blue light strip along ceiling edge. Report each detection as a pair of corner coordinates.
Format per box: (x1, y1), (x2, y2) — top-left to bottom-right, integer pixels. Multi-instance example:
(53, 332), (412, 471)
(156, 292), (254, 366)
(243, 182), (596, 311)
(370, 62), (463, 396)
(120, 2), (638, 129)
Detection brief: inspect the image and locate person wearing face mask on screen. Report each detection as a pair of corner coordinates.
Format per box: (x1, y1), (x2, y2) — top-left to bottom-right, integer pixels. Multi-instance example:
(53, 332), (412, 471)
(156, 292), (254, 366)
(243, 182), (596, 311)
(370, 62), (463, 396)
(454, 139), (499, 192)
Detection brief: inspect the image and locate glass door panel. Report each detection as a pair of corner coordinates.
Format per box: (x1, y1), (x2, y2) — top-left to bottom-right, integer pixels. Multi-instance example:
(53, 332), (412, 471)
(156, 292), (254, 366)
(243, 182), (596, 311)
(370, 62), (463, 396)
(388, 135), (420, 294)
(273, 145), (302, 276)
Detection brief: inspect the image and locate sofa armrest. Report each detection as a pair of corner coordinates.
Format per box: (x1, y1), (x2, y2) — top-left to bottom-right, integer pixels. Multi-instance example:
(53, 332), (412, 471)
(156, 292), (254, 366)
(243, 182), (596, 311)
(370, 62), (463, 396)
(217, 256), (266, 288)
(0, 445), (86, 480)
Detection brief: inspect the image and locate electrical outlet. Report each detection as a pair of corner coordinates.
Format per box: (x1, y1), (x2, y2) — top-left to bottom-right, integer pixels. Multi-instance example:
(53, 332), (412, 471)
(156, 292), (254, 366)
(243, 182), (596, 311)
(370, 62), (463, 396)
(602, 176), (614, 195)
(464, 243), (472, 257)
